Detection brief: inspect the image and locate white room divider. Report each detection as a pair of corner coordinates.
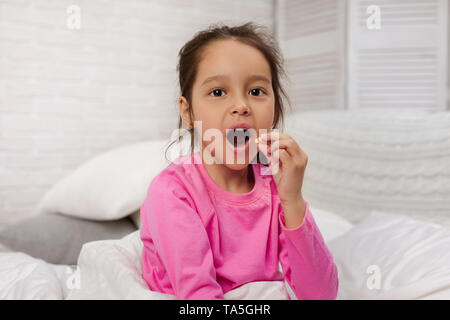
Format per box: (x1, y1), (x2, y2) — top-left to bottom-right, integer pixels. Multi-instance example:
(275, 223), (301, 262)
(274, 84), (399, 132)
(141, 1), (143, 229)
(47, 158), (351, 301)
(347, 0), (448, 111)
(275, 0), (347, 112)
(276, 0), (449, 111)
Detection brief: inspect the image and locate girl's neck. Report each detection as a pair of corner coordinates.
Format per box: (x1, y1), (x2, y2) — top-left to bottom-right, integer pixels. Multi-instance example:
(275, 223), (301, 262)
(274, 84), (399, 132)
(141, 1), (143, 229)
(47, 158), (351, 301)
(202, 160), (255, 194)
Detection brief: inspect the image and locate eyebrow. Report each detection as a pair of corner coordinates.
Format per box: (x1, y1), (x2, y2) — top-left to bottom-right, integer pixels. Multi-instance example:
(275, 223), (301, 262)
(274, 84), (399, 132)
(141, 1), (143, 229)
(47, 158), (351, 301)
(201, 74), (271, 87)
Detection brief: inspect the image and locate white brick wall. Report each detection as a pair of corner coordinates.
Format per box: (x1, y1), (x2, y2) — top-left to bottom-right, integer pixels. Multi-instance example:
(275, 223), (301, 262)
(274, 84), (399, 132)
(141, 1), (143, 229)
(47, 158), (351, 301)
(0, 0), (274, 227)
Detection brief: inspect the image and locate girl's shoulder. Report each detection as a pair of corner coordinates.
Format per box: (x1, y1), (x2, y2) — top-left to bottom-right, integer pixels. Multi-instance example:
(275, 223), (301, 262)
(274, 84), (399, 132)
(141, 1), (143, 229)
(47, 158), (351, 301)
(148, 153), (209, 197)
(145, 153), (214, 215)
(150, 153), (199, 187)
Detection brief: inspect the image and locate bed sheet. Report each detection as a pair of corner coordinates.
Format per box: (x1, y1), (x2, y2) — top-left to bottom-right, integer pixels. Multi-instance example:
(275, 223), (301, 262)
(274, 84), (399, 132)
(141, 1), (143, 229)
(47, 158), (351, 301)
(0, 206), (354, 300)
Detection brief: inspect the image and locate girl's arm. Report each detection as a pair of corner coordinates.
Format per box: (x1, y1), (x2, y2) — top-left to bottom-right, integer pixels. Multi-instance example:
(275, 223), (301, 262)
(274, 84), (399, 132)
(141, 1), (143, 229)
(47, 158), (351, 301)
(141, 174), (224, 300)
(278, 199), (339, 300)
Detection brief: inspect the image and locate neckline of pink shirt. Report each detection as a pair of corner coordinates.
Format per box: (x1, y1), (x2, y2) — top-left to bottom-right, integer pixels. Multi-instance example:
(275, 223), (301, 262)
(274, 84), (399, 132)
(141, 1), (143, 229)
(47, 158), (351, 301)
(191, 152), (267, 205)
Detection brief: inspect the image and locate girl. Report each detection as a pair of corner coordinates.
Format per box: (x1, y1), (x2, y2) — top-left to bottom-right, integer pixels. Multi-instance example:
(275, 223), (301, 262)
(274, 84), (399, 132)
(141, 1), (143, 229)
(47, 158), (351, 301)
(140, 22), (339, 300)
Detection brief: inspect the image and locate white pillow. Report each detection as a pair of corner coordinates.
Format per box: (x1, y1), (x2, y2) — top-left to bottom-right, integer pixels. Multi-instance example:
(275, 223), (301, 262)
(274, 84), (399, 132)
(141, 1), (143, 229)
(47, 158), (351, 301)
(309, 205), (354, 242)
(327, 211), (450, 300)
(35, 140), (170, 221)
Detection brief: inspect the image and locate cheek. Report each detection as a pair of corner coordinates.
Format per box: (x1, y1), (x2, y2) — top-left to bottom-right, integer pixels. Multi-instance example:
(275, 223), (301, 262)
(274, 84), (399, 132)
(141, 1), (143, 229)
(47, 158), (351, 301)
(268, 100), (276, 126)
(255, 103), (275, 128)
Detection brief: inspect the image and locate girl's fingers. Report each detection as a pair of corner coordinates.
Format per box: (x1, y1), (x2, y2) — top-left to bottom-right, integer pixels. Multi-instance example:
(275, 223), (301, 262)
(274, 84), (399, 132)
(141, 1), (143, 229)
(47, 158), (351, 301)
(267, 148), (293, 176)
(278, 148), (292, 168)
(259, 131), (291, 142)
(261, 141), (295, 172)
(259, 134), (301, 158)
(257, 132), (306, 171)
(258, 131), (281, 144)
(267, 140), (292, 158)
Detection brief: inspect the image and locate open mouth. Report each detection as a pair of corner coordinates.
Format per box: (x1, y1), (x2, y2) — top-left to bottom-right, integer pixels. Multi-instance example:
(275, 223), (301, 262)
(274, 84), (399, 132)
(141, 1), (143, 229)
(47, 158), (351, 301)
(226, 128), (250, 148)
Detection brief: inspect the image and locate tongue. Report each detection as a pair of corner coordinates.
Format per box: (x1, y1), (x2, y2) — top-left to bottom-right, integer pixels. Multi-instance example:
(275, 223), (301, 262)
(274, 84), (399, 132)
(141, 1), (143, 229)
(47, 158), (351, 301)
(227, 130), (248, 147)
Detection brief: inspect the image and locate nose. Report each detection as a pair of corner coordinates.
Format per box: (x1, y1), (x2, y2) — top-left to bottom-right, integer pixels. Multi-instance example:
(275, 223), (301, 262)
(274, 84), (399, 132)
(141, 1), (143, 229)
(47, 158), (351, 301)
(230, 104), (250, 116)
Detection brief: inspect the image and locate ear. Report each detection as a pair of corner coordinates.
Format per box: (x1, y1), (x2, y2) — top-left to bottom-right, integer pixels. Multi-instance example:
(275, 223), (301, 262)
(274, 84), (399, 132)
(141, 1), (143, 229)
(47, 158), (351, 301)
(178, 96), (193, 128)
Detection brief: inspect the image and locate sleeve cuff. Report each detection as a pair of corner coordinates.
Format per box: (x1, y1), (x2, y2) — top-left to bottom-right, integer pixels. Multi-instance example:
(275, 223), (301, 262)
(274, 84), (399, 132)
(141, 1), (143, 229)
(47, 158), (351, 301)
(279, 199), (312, 233)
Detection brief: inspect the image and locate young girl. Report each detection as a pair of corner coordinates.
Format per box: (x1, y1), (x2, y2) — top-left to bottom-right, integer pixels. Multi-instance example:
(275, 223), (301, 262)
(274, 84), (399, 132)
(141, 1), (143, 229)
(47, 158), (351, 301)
(140, 22), (339, 300)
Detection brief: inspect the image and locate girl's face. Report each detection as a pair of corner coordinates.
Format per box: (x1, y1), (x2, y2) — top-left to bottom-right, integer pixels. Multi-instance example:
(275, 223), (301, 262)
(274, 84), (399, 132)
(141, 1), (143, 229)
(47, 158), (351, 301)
(179, 39), (275, 170)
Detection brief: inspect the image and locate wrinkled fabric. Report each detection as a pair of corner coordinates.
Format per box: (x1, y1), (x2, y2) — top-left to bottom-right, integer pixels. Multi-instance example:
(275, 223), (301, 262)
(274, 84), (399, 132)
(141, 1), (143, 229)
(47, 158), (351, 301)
(140, 153), (338, 300)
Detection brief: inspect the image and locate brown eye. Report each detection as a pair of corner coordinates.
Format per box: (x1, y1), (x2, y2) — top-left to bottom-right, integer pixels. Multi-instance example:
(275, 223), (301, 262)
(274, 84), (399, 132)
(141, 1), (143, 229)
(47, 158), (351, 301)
(250, 88), (265, 96)
(209, 89), (226, 97)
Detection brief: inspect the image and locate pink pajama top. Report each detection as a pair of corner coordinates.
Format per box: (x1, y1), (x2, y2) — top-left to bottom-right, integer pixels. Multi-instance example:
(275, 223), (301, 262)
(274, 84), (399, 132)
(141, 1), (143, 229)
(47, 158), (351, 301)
(140, 153), (338, 300)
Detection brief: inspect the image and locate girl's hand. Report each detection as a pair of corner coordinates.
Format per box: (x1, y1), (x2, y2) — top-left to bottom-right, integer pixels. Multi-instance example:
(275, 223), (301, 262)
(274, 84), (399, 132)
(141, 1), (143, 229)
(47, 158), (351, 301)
(259, 132), (308, 228)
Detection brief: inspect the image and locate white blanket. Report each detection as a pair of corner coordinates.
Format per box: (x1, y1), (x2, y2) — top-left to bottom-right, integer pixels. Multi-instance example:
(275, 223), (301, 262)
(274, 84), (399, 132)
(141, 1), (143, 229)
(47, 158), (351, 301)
(66, 231), (292, 300)
(0, 205), (353, 300)
(0, 252), (64, 299)
(0, 231), (292, 300)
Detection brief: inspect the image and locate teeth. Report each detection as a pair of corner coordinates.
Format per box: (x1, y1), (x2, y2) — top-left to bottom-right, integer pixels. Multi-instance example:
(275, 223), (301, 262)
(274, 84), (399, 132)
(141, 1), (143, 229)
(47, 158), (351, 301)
(227, 128), (250, 146)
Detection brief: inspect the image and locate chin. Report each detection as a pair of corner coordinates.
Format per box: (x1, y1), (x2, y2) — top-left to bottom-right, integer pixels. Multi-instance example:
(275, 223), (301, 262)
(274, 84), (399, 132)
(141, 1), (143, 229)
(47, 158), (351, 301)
(224, 162), (250, 171)
(208, 143), (257, 170)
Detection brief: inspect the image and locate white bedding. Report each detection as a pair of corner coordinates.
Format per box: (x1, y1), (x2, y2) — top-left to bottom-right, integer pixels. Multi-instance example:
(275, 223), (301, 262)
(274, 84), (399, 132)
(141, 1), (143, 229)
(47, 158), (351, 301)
(0, 233), (294, 300)
(2, 206), (449, 300)
(0, 205), (353, 300)
(328, 211), (450, 300)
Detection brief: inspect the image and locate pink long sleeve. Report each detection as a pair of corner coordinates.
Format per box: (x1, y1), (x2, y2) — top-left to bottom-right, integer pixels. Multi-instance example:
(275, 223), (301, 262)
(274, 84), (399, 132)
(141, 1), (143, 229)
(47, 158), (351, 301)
(278, 200), (339, 300)
(141, 174), (224, 300)
(140, 153), (339, 300)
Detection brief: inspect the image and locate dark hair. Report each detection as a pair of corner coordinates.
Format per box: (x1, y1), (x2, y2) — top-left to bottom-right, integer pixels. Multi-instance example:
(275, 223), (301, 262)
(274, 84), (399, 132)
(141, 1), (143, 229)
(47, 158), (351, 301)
(166, 21), (291, 159)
